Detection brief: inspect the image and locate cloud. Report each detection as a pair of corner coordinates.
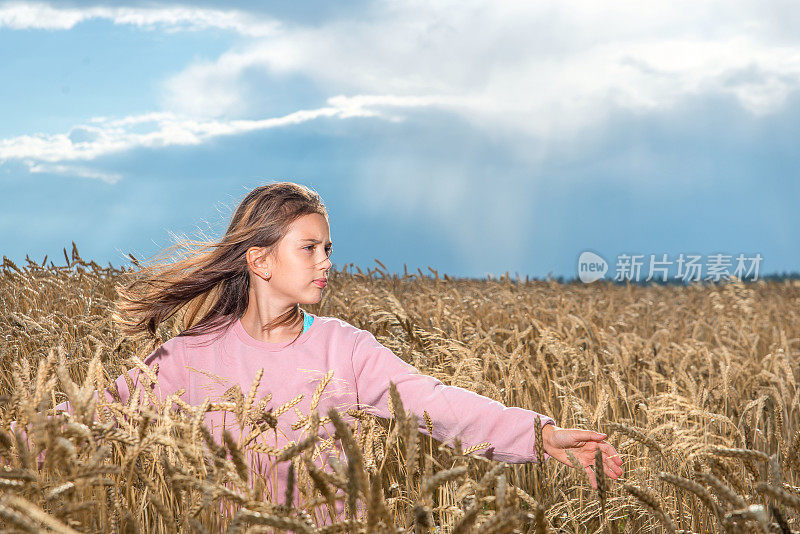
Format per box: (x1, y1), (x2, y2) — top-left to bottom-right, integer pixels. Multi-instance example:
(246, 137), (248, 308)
(152, 0), (800, 138)
(5, 0), (800, 191)
(6, 1), (800, 135)
(24, 162), (122, 183)
(0, 94), (448, 178)
(0, 1), (281, 36)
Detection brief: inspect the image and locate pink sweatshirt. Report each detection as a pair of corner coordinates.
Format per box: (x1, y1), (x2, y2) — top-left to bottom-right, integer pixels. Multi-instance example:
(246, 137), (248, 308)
(48, 312), (555, 519)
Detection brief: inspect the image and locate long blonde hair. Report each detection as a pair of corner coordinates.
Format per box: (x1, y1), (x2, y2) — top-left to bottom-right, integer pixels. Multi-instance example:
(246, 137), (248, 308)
(113, 182), (328, 343)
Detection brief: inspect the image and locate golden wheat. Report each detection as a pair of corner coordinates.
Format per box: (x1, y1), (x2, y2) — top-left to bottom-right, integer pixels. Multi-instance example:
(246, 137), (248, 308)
(0, 249), (798, 532)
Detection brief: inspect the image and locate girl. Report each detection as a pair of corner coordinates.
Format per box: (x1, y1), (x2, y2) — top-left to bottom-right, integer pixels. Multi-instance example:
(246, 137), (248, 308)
(59, 182), (622, 520)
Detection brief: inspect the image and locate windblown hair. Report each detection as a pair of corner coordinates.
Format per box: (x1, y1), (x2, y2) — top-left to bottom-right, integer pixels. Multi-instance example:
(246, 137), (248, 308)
(113, 182), (328, 344)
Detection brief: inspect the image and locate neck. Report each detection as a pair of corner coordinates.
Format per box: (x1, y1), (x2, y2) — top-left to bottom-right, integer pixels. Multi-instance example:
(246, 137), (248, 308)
(239, 301), (304, 343)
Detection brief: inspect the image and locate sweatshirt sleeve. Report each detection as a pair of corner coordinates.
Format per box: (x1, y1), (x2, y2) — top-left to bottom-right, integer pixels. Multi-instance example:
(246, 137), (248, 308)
(53, 339), (188, 415)
(113, 341), (188, 407)
(11, 340), (188, 469)
(350, 329), (556, 463)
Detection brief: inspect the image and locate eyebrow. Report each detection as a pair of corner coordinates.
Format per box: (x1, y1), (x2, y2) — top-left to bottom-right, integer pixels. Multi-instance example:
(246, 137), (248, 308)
(299, 238), (333, 246)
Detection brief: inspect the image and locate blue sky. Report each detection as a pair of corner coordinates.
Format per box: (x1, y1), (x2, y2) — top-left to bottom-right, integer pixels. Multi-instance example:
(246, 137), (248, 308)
(1, 1), (798, 281)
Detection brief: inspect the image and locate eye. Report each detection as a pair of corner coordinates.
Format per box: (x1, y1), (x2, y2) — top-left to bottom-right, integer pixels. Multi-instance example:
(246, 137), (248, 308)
(304, 244), (333, 256)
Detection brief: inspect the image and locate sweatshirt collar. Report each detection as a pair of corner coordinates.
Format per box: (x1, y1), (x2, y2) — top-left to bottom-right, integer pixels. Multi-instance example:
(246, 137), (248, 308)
(231, 311), (319, 351)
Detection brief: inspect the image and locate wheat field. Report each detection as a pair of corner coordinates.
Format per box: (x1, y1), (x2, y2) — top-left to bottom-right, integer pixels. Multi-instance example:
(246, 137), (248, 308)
(1, 244), (799, 533)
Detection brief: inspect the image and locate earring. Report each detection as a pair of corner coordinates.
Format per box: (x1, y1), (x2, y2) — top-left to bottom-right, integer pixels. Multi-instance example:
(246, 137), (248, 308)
(264, 271), (270, 280)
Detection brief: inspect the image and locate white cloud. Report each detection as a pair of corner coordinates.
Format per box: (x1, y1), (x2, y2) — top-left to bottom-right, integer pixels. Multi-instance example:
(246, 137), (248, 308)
(24, 162), (122, 183)
(6, 1), (800, 133)
(0, 94), (447, 177)
(0, 1), (281, 36)
(154, 0), (800, 138)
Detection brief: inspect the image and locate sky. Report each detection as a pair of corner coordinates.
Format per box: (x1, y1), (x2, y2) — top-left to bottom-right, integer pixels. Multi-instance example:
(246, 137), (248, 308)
(1, 0), (798, 281)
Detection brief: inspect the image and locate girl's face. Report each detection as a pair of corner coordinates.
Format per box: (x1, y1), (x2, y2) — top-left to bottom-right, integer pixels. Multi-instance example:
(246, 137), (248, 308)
(262, 213), (333, 304)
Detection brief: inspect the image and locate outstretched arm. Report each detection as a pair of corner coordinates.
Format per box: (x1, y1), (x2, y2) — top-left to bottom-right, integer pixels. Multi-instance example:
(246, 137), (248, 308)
(350, 329), (556, 463)
(350, 329), (625, 485)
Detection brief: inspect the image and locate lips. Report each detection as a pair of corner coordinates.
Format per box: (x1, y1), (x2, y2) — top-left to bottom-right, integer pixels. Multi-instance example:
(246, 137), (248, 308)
(313, 279), (327, 287)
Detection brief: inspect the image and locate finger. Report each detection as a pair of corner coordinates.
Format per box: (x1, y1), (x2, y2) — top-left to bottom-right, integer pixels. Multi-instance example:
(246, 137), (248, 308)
(609, 454), (624, 477)
(603, 455), (623, 479)
(600, 442), (624, 465)
(595, 444), (623, 477)
(570, 429), (608, 443)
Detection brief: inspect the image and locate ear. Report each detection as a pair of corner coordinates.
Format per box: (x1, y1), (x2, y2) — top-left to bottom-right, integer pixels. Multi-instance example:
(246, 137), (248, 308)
(246, 246), (271, 275)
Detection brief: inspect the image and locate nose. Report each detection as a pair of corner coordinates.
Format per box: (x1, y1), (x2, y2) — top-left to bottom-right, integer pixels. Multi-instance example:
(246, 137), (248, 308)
(318, 254), (332, 272)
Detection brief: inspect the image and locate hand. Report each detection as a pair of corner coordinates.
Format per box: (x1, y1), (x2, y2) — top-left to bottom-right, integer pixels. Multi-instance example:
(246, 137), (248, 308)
(540, 423), (623, 490)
